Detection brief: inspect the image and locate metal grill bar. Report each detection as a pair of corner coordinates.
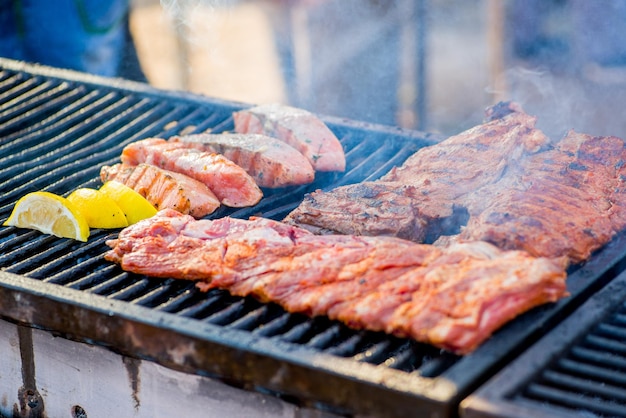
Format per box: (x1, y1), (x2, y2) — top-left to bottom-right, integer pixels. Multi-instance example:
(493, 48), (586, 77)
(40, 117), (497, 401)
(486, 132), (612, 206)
(541, 370), (626, 402)
(462, 267), (626, 418)
(586, 333), (626, 355)
(7, 59), (626, 418)
(558, 357), (626, 386)
(523, 383), (626, 417)
(513, 308), (626, 416)
(570, 346), (626, 369)
(0, 85), (91, 137)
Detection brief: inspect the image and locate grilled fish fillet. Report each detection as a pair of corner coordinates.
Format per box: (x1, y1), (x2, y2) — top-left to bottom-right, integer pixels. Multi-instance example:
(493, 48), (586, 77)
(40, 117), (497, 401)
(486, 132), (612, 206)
(100, 163), (220, 218)
(121, 138), (262, 207)
(233, 103), (346, 172)
(169, 133), (315, 188)
(105, 209), (568, 354)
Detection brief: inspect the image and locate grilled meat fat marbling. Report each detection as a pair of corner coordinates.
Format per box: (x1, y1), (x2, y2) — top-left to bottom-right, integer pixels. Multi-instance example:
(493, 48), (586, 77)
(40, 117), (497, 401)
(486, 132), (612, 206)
(105, 209), (568, 354)
(285, 102), (626, 265)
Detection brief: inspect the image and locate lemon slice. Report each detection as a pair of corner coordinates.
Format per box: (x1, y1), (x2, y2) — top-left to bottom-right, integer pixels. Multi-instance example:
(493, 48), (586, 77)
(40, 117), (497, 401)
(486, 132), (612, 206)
(67, 188), (129, 229)
(99, 181), (157, 225)
(3, 191), (90, 242)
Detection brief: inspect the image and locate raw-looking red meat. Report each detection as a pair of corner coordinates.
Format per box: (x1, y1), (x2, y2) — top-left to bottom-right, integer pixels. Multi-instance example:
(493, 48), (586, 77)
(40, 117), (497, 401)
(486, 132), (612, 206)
(105, 209), (568, 354)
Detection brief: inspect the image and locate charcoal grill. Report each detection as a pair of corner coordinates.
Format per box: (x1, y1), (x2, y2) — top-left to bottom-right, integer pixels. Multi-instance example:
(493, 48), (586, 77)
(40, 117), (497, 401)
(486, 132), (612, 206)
(2, 57), (626, 418)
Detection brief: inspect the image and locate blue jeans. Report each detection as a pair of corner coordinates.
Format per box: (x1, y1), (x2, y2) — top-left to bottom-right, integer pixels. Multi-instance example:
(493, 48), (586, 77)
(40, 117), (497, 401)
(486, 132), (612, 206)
(0, 0), (130, 77)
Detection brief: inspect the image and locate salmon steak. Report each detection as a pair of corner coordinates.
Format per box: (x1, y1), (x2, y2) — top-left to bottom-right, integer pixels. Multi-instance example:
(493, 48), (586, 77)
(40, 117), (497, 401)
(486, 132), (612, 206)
(233, 103), (346, 172)
(121, 138), (263, 207)
(105, 209), (568, 354)
(100, 163), (220, 218)
(169, 133), (315, 188)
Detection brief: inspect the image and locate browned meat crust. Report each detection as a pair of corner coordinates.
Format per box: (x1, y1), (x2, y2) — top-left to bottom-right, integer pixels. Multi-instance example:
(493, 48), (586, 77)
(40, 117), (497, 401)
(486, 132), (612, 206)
(289, 182), (430, 241)
(285, 102), (626, 265)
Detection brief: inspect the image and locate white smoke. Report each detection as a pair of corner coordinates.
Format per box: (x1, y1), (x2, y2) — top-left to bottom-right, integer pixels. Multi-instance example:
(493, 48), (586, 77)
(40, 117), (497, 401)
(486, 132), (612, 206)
(151, 0), (286, 104)
(158, 0), (233, 49)
(504, 65), (626, 140)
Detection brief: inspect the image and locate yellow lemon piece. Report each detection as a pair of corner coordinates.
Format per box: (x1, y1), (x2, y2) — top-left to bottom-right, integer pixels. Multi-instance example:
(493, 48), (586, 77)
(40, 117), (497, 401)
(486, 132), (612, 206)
(3, 191), (90, 242)
(67, 188), (129, 229)
(99, 181), (157, 225)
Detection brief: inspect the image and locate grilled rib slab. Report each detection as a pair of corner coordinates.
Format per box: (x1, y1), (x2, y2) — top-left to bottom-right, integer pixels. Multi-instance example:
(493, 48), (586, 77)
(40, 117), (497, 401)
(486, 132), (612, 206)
(105, 209), (568, 354)
(285, 102), (626, 265)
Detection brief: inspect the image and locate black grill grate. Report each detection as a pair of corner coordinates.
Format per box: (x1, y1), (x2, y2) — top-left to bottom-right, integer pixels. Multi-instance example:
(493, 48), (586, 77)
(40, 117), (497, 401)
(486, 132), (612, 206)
(0, 64), (426, 358)
(516, 304), (626, 417)
(461, 266), (626, 418)
(0, 65), (432, 366)
(4, 59), (626, 418)
(0, 59), (465, 417)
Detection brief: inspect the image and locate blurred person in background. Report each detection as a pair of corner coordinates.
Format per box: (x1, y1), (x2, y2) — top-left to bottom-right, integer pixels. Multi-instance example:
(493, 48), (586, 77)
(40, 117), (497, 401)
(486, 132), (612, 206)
(0, 0), (145, 80)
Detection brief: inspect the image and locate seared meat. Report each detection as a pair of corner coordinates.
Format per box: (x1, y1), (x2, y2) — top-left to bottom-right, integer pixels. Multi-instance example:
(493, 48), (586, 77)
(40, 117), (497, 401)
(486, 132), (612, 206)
(285, 102), (548, 232)
(285, 102), (626, 265)
(287, 182), (430, 241)
(169, 133), (315, 188)
(105, 209), (568, 354)
(233, 103), (346, 172)
(452, 130), (624, 262)
(380, 101), (549, 218)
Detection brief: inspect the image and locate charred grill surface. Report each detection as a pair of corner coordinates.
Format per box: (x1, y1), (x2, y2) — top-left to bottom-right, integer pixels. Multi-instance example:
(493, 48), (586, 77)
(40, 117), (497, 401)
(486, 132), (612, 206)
(3, 59), (626, 418)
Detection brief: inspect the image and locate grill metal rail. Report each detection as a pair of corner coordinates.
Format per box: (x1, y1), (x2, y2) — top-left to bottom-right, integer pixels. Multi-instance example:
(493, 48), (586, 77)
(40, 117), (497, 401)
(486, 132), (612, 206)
(2, 58), (626, 418)
(462, 269), (626, 418)
(0, 59), (461, 417)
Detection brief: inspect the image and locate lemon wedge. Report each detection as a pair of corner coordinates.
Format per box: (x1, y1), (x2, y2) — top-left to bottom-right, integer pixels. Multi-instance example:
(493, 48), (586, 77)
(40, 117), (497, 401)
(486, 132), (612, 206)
(67, 188), (129, 229)
(99, 181), (157, 225)
(3, 191), (90, 242)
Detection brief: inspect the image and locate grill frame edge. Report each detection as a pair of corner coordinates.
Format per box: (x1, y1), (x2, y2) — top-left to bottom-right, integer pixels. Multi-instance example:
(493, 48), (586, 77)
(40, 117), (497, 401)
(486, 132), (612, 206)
(0, 270), (458, 418)
(460, 268), (626, 418)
